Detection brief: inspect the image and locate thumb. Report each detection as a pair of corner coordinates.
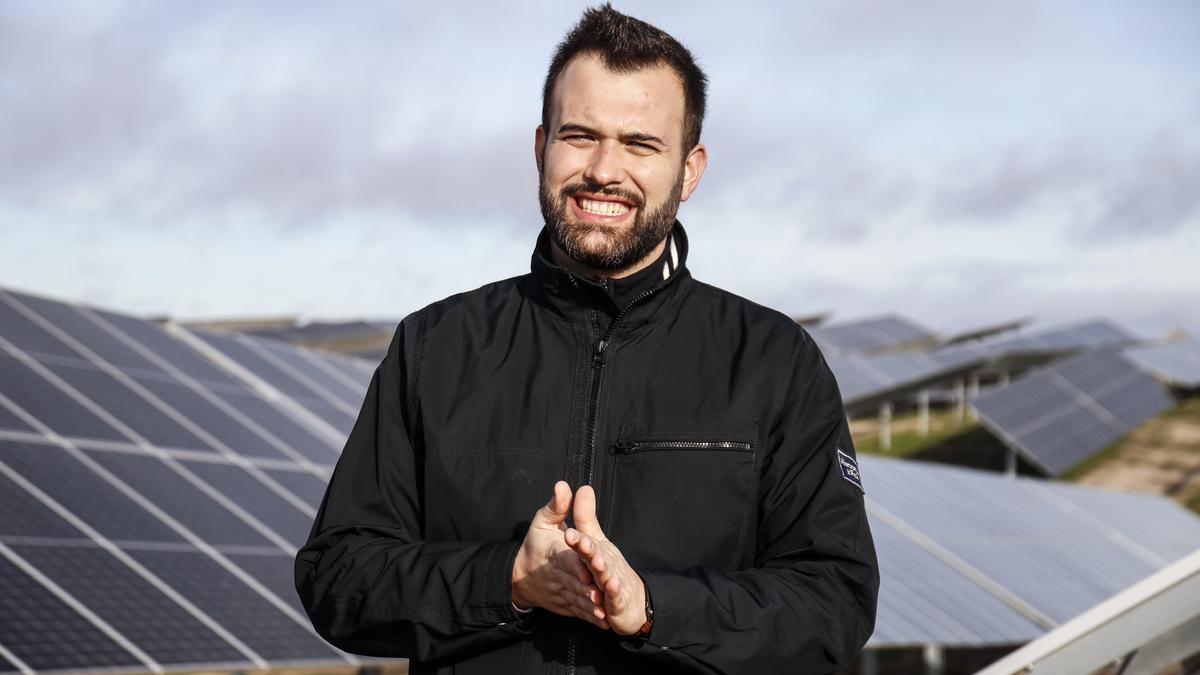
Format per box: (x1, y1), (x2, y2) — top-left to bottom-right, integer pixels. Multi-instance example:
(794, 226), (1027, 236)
(534, 480), (572, 526)
(573, 484), (605, 538)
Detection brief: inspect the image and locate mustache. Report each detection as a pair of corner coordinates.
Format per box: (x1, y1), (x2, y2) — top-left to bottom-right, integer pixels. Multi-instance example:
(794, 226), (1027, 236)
(561, 181), (644, 209)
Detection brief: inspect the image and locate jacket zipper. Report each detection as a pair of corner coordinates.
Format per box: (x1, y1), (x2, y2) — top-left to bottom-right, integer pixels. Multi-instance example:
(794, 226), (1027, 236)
(613, 439), (753, 454)
(566, 277), (668, 675)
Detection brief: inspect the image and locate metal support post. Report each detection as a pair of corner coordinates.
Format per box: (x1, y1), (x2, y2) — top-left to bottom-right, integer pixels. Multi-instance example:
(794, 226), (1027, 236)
(954, 378), (965, 426)
(879, 401), (893, 452)
(923, 644), (944, 675)
(968, 373), (980, 421)
(917, 389), (930, 437)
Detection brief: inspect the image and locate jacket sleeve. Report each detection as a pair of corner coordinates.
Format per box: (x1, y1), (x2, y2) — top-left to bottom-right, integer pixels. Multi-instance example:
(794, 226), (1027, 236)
(622, 328), (879, 674)
(294, 314), (534, 661)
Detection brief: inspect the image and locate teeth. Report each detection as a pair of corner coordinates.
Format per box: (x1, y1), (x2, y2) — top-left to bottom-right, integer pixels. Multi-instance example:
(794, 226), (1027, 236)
(579, 198), (630, 216)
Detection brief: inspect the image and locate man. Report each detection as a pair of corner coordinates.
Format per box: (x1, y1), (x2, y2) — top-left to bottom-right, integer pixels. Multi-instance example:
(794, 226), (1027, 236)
(295, 5), (878, 673)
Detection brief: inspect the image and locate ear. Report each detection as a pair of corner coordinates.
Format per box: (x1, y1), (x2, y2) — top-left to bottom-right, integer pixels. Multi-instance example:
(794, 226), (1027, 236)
(680, 143), (708, 202)
(534, 124), (546, 173)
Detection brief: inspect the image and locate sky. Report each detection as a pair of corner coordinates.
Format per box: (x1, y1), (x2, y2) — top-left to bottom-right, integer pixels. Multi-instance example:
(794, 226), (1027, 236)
(2, 1), (1198, 338)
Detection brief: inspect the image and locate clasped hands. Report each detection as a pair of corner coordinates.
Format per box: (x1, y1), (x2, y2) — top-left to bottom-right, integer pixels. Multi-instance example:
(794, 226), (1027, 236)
(511, 480), (647, 635)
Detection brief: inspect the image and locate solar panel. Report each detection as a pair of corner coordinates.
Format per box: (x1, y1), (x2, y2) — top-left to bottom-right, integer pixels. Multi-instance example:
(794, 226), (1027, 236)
(1124, 340), (1200, 388)
(0, 403), (34, 433)
(261, 467), (330, 509)
(811, 315), (935, 355)
(971, 350), (1174, 475)
(188, 330), (357, 436)
(225, 551), (309, 616)
(862, 456), (1200, 640)
(826, 350), (982, 412)
(89, 308), (245, 389)
(85, 449), (280, 548)
(125, 548), (340, 661)
(0, 287), (369, 672)
(40, 360), (216, 452)
(129, 372), (297, 461)
(0, 553), (142, 671)
(257, 341), (365, 407)
(0, 441), (183, 543)
(5, 291), (165, 375)
(867, 518), (1044, 647)
(0, 298), (82, 362)
(13, 543), (252, 666)
(178, 460), (316, 549)
(0, 353), (129, 443)
(930, 319), (1138, 371)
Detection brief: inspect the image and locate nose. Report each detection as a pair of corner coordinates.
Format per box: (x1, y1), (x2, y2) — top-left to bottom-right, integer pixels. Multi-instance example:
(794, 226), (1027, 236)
(582, 139), (625, 186)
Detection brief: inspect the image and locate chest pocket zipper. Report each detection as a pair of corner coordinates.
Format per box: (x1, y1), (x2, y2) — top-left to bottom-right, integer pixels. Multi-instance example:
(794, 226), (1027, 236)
(612, 439), (753, 454)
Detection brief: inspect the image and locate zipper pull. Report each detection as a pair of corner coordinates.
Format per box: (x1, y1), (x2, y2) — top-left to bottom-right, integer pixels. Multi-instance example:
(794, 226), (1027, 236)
(592, 339), (608, 368)
(612, 439), (639, 454)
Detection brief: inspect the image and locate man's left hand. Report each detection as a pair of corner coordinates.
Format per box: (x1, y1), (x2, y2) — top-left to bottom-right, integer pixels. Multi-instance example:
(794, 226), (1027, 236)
(565, 485), (648, 636)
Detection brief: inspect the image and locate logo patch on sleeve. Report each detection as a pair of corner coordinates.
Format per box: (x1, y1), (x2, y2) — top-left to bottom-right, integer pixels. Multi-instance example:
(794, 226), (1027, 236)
(837, 448), (864, 493)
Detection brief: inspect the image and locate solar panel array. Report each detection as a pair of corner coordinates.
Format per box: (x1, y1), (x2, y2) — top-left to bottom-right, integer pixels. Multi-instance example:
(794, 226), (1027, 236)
(826, 349), (982, 413)
(810, 315), (936, 356)
(971, 349), (1175, 476)
(863, 456), (1200, 647)
(930, 319), (1137, 368)
(824, 319), (1138, 416)
(1124, 340), (1200, 389)
(2, 286), (1197, 669)
(0, 287), (379, 673)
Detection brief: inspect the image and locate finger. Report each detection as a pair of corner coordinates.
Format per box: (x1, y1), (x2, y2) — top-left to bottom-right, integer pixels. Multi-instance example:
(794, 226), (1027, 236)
(606, 576), (621, 601)
(572, 485), (605, 538)
(564, 527), (581, 547)
(571, 551), (594, 585)
(534, 481), (572, 527)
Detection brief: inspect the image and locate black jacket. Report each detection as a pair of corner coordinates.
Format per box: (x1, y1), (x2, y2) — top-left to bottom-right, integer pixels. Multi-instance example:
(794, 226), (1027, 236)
(295, 223), (879, 674)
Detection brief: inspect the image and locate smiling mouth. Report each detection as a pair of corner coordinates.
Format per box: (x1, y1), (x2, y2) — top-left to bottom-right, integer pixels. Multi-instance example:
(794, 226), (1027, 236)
(573, 195), (634, 218)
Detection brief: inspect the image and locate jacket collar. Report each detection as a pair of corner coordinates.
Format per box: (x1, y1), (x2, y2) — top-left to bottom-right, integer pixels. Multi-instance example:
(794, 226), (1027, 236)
(530, 221), (693, 326)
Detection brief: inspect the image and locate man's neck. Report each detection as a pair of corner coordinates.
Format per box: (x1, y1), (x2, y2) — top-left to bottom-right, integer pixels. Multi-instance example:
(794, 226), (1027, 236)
(550, 237), (668, 282)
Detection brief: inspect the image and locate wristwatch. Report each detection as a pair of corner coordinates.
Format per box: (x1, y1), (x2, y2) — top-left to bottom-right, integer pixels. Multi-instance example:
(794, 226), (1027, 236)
(636, 587), (654, 637)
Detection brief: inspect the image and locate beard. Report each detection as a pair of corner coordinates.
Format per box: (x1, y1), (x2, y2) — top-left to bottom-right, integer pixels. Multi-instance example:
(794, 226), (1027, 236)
(539, 167), (684, 272)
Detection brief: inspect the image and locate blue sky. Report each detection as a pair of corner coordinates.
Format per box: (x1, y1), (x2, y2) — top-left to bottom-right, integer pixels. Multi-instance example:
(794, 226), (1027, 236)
(2, 1), (1198, 337)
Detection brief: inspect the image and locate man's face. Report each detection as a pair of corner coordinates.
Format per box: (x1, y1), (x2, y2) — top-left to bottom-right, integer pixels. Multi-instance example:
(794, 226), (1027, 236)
(536, 53), (706, 273)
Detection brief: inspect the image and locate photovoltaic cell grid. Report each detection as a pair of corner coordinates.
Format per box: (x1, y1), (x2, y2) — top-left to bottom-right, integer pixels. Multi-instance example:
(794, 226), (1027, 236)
(0, 287), (378, 672)
(971, 349), (1175, 476)
(862, 456), (1200, 647)
(810, 315), (936, 356)
(1124, 340), (1200, 389)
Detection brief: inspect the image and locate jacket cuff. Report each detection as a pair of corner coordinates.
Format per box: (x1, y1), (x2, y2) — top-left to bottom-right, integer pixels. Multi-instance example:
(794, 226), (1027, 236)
(478, 540), (525, 624)
(617, 569), (680, 655)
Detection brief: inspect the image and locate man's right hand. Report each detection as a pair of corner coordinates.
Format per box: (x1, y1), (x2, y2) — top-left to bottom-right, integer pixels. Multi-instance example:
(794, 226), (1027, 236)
(511, 481), (609, 629)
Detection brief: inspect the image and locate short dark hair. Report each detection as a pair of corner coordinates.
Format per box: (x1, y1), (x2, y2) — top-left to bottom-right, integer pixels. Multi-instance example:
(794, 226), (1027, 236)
(541, 4), (709, 151)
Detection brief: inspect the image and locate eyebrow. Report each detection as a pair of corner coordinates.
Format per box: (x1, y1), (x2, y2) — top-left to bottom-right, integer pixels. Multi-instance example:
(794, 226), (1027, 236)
(557, 122), (667, 148)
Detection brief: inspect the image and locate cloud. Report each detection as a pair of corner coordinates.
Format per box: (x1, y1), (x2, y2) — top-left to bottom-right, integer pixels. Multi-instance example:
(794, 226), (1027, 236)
(930, 129), (1200, 239)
